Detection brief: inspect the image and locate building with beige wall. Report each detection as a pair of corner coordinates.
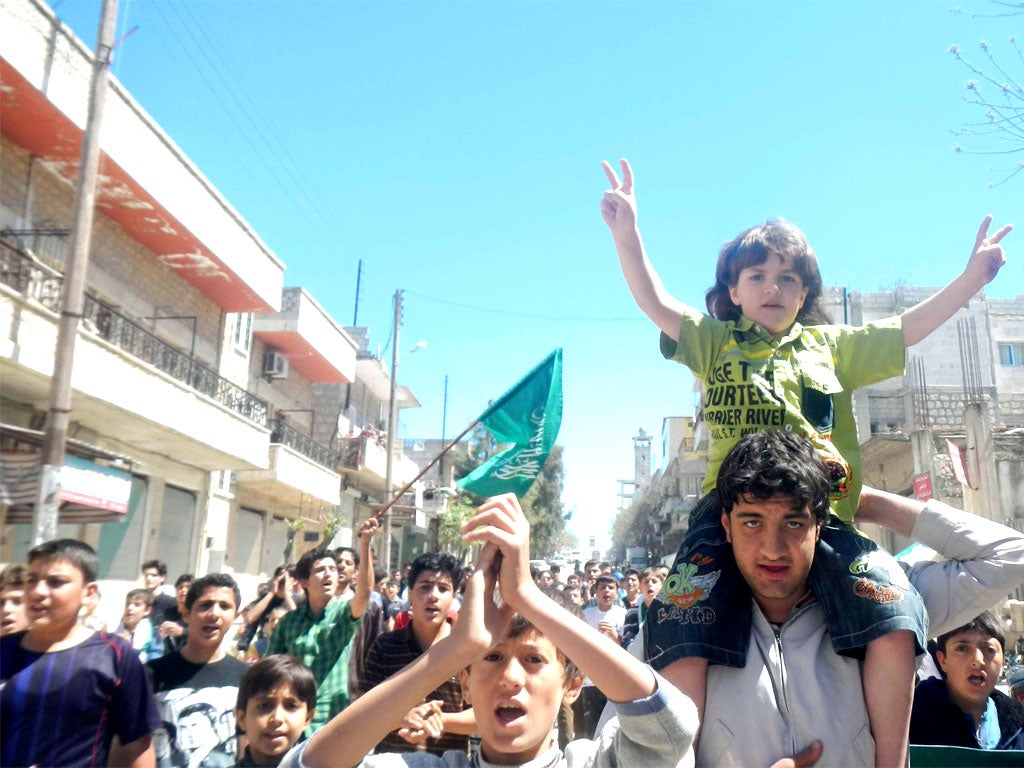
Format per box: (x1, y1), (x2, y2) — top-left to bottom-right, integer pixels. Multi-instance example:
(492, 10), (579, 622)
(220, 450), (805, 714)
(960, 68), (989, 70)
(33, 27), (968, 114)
(0, 0), (428, 625)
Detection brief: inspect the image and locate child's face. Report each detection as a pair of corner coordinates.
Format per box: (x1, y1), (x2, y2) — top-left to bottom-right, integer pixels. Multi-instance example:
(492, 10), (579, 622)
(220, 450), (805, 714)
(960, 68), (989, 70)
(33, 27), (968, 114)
(937, 629), (1004, 712)
(236, 682), (313, 766)
(728, 252), (809, 338)
(175, 580), (192, 610)
(0, 586), (28, 636)
(461, 628), (581, 766)
(624, 574), (639, 597)
(25, 557), (95, 637)
(594, 581), (617, 610)
(409, 570), (455, 630)
(123, 597), (151, 630)
(641, 575), (663, 605)
(183, 586), (238, 650)
(265, 609), (286, 637)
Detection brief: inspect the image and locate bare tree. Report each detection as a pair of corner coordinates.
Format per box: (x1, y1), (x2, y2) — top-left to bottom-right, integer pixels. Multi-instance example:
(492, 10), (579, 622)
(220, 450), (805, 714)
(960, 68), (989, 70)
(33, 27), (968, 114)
(949, 3), (1024, 185)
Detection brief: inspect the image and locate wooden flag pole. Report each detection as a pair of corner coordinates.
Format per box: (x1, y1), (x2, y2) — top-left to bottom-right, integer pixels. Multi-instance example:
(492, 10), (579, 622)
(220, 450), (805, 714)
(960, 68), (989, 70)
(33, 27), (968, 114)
(371, 417), (481, 521)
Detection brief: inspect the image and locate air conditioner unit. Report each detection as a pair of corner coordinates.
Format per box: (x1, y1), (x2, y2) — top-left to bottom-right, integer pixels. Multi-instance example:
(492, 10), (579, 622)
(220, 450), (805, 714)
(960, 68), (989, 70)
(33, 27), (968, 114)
(263, 351), (289, 378)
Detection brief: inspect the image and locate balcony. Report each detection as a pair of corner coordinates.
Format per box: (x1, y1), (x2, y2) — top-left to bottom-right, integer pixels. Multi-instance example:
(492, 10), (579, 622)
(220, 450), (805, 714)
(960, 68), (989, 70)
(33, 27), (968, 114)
(1, 0), (284, 312)
(253, 288), (357, 383)
(338, 432), (421, 497)
(0, 237), (271, 470)
(234, 421), (342, 507)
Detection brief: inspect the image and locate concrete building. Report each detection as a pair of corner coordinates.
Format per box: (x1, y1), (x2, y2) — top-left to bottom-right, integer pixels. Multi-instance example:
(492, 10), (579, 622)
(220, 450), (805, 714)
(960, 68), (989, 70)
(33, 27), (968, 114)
(0, 0), (427, 624)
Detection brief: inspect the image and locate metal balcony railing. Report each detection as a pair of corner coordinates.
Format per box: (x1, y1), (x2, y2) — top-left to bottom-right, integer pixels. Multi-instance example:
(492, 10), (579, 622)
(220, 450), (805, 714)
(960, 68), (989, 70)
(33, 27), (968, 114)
(269, 419), (338, 470)
(0, 236), (269, 428)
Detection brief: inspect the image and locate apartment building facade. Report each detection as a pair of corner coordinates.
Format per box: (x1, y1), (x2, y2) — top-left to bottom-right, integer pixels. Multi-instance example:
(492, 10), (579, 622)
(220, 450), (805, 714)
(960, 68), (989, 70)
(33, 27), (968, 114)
(0, 0), (429, 617)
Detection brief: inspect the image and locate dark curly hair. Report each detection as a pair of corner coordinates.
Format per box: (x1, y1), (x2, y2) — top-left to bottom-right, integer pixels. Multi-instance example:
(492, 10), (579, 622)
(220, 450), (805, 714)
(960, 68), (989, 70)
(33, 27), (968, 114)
(717, 429), (830, 521)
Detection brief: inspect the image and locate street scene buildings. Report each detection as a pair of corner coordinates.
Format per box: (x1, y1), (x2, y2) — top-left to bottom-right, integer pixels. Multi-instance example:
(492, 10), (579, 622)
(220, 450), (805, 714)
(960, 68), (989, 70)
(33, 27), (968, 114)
(0, 0), (448, 624)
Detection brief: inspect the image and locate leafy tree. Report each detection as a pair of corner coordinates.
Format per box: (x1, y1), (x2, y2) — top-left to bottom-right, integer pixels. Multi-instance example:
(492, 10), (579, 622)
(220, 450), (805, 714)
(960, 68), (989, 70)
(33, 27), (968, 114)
(436, 494), (476, 557)
(950, 3), (1024, 185)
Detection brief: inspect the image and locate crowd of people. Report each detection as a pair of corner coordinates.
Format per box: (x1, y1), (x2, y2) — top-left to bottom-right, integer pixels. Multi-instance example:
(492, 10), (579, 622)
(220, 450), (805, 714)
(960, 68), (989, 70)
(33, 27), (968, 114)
(0, 162), (1021, 766)
(2, 429), (1023, 768)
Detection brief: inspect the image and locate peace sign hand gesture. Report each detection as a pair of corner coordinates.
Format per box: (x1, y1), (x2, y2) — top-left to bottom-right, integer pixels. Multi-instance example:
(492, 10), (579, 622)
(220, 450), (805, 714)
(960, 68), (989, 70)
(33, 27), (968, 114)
(600, 158), (638, 234)
(964, 215), (1012, 286)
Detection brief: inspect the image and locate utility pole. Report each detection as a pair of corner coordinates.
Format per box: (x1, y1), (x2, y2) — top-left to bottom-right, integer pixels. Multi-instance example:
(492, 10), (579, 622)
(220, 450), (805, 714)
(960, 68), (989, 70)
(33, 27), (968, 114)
(33, 0), (121, 544)
(352, 259), (363, 327)
(380, 289), (403, 571)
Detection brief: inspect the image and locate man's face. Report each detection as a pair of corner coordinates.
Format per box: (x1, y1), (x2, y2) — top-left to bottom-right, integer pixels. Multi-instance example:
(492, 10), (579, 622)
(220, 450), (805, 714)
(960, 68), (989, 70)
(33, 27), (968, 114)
(722, 494), (821, 624)
(184, 586), (238, 650)
(178, 710), (217, 753)
(123, 597), (151, 631)
(0, 586), (28, 636)
(302, 557), (338, 607)
(585, 565), (600, 584)
(566, 588), (582, 605)
(537, 571), (553, 587)
(236, 682), (313, 764)
(335, 551), (356, 589)
(142, 567), (165, 592)
(384, 583), (399, 601)
(25, 557), (94, 637)
(594, 581), (616, 611)
(938, 629), (1004, 713)
(409, 570), (454, 630)
(461, 628), (581, 766)
(566, 574), (581, 590)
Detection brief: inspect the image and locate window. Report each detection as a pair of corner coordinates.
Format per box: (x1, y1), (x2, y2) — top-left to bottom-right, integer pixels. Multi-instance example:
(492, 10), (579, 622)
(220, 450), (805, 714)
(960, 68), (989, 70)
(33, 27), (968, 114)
(999, 343), (1024, 366)
(233, 313), (253, 352)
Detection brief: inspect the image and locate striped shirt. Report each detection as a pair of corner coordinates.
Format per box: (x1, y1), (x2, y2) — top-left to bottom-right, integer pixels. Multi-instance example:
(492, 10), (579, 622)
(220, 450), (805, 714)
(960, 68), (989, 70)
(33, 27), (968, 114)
(1, 630), (161, 767)
(357, 622), (469, 756)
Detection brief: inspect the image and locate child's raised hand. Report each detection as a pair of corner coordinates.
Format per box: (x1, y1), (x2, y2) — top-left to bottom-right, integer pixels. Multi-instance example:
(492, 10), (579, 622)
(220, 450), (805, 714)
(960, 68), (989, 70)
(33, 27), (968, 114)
(461, 494), (535, 609)
(965, 215), (1012, 285)
(600, 158), (638, 234)
(451, 542), (511, 657)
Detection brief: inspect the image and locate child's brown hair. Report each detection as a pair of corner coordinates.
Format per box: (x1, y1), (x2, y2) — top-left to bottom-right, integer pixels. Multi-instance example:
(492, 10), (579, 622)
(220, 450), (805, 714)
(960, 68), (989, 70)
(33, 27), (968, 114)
(125, 588), (153, 607)
(705, 218), (832, 326)
(237, 655), (317, 713)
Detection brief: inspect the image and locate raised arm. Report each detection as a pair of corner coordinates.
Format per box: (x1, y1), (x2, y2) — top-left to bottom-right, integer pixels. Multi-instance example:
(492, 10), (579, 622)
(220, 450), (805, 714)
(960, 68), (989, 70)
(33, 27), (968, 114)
(601, 158), (690, 340)
(297, 545), (506, 768)
(349, 518), (378, 620)
(463, 494), (658, 704)
(901, 216), (1012, 347)
(859, 485), (1024, 636)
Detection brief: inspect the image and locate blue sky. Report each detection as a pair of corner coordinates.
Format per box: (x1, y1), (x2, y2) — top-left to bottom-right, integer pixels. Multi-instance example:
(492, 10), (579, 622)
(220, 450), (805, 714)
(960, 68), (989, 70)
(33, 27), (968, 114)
(53, 0), (1021, 551)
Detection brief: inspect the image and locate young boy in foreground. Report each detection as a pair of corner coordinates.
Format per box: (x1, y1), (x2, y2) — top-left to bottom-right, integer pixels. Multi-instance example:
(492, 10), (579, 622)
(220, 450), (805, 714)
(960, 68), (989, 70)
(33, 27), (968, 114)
(0, 539), (161, 767)
(236, 655), (317, 766)
(279, 494), (699, 768)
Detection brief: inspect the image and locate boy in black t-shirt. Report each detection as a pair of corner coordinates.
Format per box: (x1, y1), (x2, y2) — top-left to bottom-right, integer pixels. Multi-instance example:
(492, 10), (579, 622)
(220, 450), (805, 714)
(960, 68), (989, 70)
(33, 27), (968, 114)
(147, 573), (248, 767)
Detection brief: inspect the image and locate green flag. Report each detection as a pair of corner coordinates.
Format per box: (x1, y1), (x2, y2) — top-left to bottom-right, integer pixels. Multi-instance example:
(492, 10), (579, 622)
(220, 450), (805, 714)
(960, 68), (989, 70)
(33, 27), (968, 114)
(457, 349), (563, 498)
